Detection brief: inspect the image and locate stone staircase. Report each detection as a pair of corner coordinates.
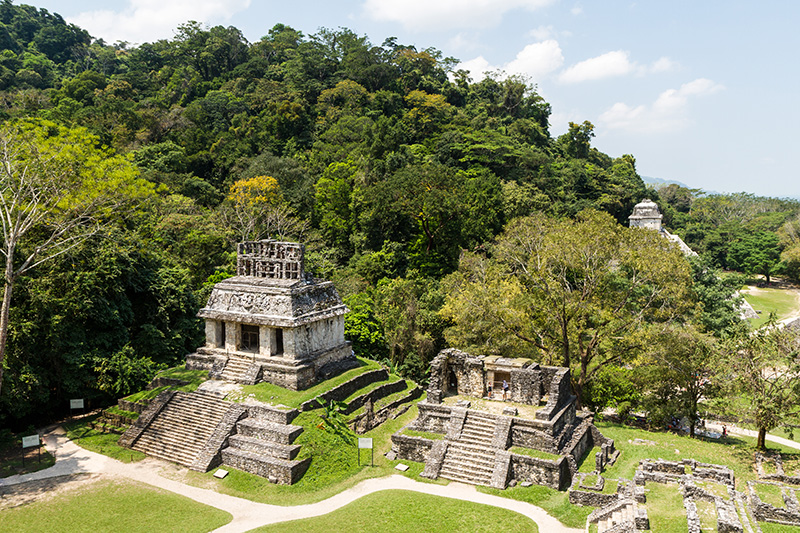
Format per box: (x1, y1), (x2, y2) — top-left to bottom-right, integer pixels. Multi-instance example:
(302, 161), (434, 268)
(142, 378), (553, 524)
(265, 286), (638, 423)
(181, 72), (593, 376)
(596, 501), (634, 532)
(220, 410), (310, 484)
(439, 411), (497, 486)
(219, 355), (255, 383)
(131, 391), (231, 467)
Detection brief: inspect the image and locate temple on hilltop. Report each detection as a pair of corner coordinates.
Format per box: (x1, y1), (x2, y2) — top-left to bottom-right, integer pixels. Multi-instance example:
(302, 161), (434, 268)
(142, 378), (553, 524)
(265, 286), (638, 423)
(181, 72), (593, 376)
(391, 348), (617, 491)
(629, 198), (697, 256)
(186, 239), (356, 390)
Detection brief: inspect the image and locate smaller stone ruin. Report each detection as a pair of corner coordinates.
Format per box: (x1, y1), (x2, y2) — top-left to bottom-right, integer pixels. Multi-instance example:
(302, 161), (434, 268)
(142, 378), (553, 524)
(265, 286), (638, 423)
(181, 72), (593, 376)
(391, 348), (615, 491)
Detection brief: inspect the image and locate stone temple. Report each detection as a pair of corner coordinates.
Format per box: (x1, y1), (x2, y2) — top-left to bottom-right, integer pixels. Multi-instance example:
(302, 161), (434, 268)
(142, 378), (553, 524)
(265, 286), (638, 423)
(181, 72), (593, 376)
(629, 198), (696, 257)
(119, 240), (359, 484)
(187, 240), (355, 389)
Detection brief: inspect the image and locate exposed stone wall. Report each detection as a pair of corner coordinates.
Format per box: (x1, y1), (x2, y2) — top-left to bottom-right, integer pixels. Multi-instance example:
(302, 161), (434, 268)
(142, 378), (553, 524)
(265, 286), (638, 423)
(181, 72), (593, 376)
(490, 451), (512, 489)
(535, 368), (573, 421)
(508, 452), (569, 490)
(117, 398), (149, 414)
(491, 416), (512, 449)
(244, 402), (299, 425)
(300, 368), (388, 411)
(569, 487), (619, 507)
(221, 450), (311, 485)
(412, 402), (452, 434)
(191, 404), (247, 472)
(445, 408), (468, 440)
(118, 389), (176, 448)
(391, 431), (435, 463)
(509, 423), (558, 453)
(428, 349), (484, 397)
(509, 368), (541, 405)
(350, 385), (422, 434)
(344, 379), (407, 415)
(186, 351), (217, 372)
(749, 480), (800, 526)
(421, 440), (449, 479)
(147, 377), (189, 390)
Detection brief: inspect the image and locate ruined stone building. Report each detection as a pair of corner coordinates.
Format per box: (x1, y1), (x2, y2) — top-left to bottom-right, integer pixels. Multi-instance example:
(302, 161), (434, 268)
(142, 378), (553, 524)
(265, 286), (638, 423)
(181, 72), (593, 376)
(392, 348), (616, 491)
(187, 239), (355, 389)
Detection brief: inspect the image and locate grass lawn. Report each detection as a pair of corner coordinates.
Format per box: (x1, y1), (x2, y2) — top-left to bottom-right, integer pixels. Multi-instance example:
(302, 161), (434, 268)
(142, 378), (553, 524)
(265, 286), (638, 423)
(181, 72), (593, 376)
(64, 416), (146, 463)
(756, 483), (785, 508)
(761, 522), (800, 532)
(250, 489), (538, 533)
(644, 482), (686, 533)
(741, 285), (800, 328)
(233, 357), (381, 408)
(0, 478), (231, 533)
(122, 366), (209, 404)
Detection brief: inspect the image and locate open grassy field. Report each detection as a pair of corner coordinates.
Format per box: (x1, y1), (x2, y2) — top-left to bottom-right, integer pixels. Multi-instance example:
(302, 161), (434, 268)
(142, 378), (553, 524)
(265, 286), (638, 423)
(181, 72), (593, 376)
(741, 284), (800, 328)
(250, 489), (538, 533)
(0, 478), (231, 533)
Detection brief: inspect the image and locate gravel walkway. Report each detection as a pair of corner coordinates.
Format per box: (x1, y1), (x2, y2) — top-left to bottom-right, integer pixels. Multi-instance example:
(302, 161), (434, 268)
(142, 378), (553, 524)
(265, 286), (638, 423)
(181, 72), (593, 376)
(1, 426), (580, 533)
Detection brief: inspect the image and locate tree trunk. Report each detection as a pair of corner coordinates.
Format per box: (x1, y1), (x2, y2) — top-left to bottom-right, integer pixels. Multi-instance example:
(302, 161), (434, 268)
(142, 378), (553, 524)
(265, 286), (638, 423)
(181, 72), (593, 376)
(757, 427), (767, 449)
(0, 262), (14, 397)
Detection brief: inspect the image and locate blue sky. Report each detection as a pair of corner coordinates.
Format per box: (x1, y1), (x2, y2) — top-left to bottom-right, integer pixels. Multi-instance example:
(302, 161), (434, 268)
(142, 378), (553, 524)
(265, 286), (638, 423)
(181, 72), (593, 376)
(29, 1), (800, 198)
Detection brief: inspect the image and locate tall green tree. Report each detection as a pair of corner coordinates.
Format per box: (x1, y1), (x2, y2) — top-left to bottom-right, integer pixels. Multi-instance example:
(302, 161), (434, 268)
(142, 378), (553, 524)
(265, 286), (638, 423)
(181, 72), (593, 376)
(722, 325), (800, 449)
(0, 119), (152, 395)
(442, 210), (694, 404)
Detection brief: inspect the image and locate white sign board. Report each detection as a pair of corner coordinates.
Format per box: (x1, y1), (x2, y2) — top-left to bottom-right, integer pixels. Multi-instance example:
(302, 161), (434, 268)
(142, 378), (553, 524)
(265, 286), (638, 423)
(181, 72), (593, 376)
(70, 399), (84, 409)
(22, 434), (40, 448)
(358, 438), (373, 449)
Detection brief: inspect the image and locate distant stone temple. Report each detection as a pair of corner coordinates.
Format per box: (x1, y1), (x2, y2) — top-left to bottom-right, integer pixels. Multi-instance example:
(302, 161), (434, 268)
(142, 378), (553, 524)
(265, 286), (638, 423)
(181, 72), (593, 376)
(628, 198), (663, 231)
(187, 239), (355, 390)
(629, 198), (697, 256)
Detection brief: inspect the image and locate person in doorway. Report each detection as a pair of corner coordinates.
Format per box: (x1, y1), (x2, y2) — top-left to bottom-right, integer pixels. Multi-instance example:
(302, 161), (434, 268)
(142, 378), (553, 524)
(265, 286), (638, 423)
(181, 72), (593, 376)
(502, 379), (509, 401)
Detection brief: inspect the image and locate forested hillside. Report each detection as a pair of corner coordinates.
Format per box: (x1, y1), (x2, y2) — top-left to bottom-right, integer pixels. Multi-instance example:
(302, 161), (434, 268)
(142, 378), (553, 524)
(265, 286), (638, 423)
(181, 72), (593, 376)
(0, 2), (797, 427)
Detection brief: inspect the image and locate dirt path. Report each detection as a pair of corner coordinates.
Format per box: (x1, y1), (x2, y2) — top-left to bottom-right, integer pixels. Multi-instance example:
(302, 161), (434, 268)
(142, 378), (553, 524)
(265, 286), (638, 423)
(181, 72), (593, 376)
(0, 426), (580, 533)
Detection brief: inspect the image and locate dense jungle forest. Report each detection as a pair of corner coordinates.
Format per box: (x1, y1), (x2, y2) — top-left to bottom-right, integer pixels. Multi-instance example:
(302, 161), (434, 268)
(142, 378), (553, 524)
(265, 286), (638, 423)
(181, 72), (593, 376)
(1, 1), (800, 428)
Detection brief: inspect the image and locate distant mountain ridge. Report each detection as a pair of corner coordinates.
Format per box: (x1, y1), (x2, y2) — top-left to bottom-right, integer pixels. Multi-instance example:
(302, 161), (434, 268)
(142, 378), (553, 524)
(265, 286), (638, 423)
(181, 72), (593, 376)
(641, 175), (694, 189)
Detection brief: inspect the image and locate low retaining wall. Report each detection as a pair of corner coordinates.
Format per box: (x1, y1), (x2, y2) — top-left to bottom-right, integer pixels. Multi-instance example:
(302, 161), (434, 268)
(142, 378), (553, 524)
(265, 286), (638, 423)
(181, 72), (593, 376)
(509, 452), (569, 490)
(147, 377), (189, 390)
(300, 368), (389, 411)
(344, 379), (407, 415)
(244, 402), (299, 425)
(117, 399), (149, 414)
(391, 431), (436, 463)
(749, 481), (800, 526)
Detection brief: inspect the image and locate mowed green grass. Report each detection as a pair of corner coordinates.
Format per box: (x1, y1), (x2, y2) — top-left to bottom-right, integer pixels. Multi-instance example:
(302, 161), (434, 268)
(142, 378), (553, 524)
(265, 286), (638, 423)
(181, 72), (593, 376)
(741, 286), (800, 328)
(0, 478), (231, 533)
(249, 489), (538, 533)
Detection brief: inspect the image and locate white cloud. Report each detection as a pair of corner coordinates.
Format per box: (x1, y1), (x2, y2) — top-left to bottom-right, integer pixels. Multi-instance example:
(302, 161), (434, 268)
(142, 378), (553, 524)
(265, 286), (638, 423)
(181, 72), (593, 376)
(456, 56), (493, 80)
(570, 6), (583, 15)
(457, 40), (563, 82)
(559, 50), (634, 83)
(68, 0), (250, 44)
(363, 0), (555, 31)
(529, 25), (555, 41)
(505, 40), (564, 78)
(648, 56), (677, 74)
(600, 78), (725, 133)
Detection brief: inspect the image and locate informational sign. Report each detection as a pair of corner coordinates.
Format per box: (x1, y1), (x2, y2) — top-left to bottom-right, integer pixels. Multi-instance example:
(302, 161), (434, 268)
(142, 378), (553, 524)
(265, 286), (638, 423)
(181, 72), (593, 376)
(22, 434), (40, 448)
(357, 438), (374, 467)
(70, 399), (84, 410)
